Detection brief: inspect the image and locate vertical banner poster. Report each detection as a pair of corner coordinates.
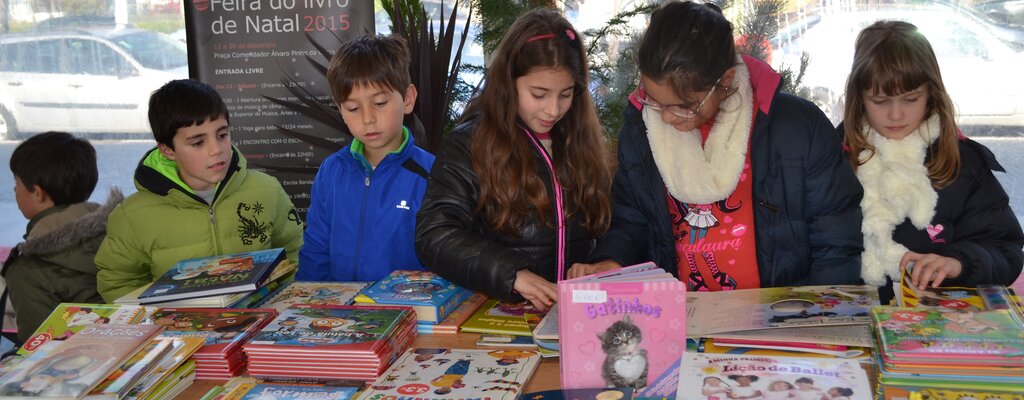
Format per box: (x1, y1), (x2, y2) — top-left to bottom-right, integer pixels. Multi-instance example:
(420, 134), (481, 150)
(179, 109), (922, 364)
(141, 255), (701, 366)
(185, 0), (373, 215)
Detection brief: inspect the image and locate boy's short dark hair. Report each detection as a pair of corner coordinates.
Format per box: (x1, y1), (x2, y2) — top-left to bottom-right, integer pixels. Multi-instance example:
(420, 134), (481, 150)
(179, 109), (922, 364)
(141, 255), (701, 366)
(10, 131), (97, 206)
(326, 34), (412, 104)
(148, 79), (229, 148)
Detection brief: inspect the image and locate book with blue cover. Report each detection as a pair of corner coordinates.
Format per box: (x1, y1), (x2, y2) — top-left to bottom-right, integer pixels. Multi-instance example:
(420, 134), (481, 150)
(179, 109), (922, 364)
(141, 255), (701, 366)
(354, 270), (472, 324)
(139, 248), (285, 304)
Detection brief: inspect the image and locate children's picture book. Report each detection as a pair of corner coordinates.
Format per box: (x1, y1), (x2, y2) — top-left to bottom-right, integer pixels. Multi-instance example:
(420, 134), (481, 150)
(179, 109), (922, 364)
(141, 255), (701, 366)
(138, 248), (285, 304)
(707, 324), (875, 347)
(354, 270), (472, 324)
(459, 299), (542, 336)
(0, 324), (164, 399)
(122, 336), (205, 400)
(517, 388), (634, 400)
(676, 353), (873, 400)
(245, 304), (413, 350)
(687, 285), (879, 337)
(532, 306), (558, 340)
(897, 267), (1022, 315)
(86, 337), (175, 399)
(149, 308), (277, 356)
(360, 348), (542, 400)
(871, 306), (1024, 364)
(908, 388), (1024, 400)
(17, 303), (147, 355)
(476, 334), (536, 348)
(260, 281), (370, 311)
(524, 313), (558, 357)
(634, 355), (679, 400)
(558, 274), (687, 391)
(116, 261), (297, 309)
(220, 382), (360, 400)
(417, 292), (487, 335)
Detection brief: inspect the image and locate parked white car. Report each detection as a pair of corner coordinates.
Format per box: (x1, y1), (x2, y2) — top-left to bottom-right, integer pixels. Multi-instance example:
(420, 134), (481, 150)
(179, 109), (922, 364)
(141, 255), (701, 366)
(772, 4), (1024, 133)
(0, 28), (188, 139)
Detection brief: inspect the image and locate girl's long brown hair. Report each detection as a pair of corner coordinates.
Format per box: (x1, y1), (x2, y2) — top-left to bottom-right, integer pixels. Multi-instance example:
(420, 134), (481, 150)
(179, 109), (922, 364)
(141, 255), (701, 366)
(842, 20), (960, 188)
(464, 8), (611, 236)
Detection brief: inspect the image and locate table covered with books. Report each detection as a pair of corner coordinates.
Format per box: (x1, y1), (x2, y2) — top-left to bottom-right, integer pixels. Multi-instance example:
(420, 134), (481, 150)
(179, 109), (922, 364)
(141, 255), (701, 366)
(1, 260), (1022, 400)
(178, 331), (564, 398)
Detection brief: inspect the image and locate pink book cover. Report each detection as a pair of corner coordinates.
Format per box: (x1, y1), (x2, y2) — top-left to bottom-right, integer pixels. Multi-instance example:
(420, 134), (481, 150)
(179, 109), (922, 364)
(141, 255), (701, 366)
(558, 279), (687, 391)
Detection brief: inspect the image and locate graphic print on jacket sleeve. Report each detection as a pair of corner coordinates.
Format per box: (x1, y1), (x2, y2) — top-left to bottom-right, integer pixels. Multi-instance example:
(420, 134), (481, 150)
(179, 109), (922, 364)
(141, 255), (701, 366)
(237, 201), (269, 245)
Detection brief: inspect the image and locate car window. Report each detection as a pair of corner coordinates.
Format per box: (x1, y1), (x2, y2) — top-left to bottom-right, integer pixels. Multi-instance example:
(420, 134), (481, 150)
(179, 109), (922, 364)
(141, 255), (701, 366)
(0, 39), (64, 74)
(109, 30), (187, 70)
(65, 38), (132, 76)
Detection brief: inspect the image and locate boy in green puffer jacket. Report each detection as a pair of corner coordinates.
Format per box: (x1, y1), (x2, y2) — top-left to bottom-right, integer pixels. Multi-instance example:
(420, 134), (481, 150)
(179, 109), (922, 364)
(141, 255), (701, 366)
(1, 132), (119, 343)
(95, 79), (304, 303)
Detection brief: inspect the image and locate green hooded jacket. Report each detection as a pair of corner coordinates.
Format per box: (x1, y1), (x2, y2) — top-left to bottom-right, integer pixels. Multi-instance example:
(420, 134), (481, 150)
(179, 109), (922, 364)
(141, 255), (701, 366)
(95, 147), (304, 302)
(1, 188), (123, 342)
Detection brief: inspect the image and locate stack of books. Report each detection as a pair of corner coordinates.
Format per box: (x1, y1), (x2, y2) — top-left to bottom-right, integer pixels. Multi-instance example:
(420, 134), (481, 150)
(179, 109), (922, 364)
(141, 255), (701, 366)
(687, 285), (880, 358)
(419, 292), (488, 334)
(361, 348), (542, 400)
(871, 305), (1024, 395)
(243, 304), (418, 382)
(149, 308), (277, 380)
(0, 324), (165, 399)
(353, 270), (473, 333)
(114, 248), (292, 308)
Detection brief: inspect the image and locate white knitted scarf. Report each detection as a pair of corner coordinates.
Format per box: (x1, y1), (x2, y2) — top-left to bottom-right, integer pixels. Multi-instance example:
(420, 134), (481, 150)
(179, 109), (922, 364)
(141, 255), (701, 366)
(858, 114), (941, 286)
(643, 56), (755, 204)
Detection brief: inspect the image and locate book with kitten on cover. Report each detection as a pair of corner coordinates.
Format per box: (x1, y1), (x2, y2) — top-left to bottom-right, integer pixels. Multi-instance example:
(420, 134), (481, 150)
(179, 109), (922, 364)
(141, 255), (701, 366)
(557, 262), (685, 391)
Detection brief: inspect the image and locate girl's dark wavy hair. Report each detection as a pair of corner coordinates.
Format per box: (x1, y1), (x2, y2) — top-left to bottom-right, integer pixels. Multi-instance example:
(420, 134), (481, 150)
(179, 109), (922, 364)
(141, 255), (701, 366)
(462, 8), (611, 236)
(638, 1), (737, 94)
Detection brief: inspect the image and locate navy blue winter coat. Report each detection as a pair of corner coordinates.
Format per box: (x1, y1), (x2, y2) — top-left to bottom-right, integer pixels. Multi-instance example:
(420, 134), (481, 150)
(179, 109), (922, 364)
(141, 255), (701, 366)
(590, 56), (865, 287)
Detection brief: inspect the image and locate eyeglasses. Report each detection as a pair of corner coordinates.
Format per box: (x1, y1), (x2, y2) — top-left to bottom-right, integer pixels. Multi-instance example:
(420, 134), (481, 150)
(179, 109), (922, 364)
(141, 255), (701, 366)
(639, 76), (724, 120)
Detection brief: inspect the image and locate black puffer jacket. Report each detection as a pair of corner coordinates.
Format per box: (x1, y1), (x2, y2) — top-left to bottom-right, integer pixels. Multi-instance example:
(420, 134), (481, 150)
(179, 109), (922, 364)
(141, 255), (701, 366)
(840, 121), (1024, 302)
(590, 56), (865, 287)
(415, 121), (596, 301)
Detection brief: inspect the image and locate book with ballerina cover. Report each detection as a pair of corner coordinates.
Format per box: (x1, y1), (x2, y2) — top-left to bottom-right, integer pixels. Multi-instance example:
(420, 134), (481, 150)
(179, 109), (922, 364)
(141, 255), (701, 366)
(676, 353), (873, 400)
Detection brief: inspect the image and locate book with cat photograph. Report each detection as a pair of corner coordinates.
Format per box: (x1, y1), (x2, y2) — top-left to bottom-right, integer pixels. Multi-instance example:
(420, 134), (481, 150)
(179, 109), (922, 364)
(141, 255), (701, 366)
(557, 264), (686, 391)
(686, 285), (880, 338)
(676, 353), (873, 400)
(360, 348), (541, 400)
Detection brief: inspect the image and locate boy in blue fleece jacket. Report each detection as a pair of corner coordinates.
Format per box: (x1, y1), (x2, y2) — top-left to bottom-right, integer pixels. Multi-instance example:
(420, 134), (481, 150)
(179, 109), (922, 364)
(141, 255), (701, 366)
(297, 34), (434, 282)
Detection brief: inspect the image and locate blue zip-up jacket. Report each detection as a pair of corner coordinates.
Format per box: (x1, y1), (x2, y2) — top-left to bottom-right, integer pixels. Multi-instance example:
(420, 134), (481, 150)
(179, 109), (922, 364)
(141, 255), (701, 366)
(297, 130), (435, 282)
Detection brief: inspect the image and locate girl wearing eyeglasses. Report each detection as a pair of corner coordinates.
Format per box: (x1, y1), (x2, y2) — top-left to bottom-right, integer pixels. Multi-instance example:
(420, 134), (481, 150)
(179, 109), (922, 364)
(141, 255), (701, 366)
(416, 8), (611, 310)
(841, 21), (1022, 303)
(569, 1), (864, 291)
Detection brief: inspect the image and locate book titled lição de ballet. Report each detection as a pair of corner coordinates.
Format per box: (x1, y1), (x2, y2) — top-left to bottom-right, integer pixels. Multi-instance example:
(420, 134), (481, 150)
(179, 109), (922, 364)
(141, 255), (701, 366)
(557, 262), (685, 391)
(676, 353), (873, 400)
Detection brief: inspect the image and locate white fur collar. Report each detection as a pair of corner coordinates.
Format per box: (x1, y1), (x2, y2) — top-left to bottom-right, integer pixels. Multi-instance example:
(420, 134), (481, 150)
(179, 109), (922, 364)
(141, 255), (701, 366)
(858, 115), (941, 286)
(643, 57), (755, 204)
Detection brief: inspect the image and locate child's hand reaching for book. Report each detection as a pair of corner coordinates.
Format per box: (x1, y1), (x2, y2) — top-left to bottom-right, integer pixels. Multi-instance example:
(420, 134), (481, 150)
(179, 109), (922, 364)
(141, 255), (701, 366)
(900, 251), (962, 290)
(513, 269), (557, 311)
(567, 260), (622, 279)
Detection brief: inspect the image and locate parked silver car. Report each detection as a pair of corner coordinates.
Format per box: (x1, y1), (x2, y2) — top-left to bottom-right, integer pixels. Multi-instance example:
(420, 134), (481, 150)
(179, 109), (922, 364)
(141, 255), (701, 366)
(0, 28), (188, 139)
(772, 4), (1024, 134)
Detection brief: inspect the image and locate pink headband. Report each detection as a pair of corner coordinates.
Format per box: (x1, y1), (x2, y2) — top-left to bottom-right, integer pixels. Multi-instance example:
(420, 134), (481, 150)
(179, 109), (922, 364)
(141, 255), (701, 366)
(526, 29), (577, 43)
